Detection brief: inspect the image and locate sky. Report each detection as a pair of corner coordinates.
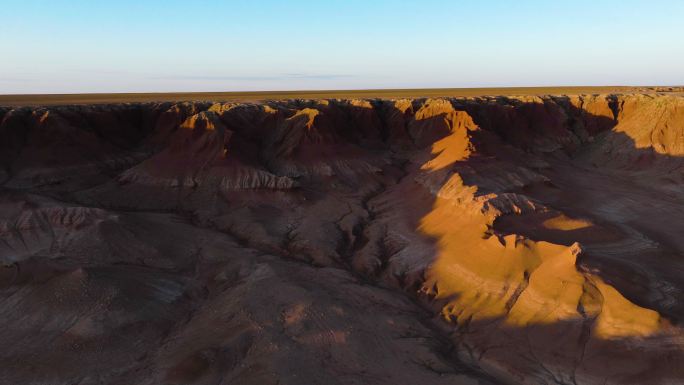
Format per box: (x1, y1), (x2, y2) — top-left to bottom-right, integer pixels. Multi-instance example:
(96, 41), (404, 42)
(1, 0), (683, 94)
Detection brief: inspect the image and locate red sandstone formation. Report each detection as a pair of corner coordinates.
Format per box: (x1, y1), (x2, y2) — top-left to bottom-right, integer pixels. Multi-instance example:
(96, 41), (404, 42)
(1, 94), (683, 384)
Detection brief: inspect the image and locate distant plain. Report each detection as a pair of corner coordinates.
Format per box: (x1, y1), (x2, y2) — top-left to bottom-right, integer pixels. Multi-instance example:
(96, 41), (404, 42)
(2, 86), (683, 106)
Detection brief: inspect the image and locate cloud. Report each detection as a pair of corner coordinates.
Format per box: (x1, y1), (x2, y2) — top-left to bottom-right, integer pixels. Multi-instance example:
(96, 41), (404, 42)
(282, 73), (354, 80)
(148, 73), (354, 81)
(0, 77), (36, 82)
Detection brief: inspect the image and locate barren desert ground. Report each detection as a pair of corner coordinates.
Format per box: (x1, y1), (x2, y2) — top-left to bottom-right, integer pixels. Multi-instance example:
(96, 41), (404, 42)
(1, 85), (683, 106)
(1, 88), (684, 384)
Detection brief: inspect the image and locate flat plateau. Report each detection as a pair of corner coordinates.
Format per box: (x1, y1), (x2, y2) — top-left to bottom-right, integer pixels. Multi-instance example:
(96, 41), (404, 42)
(2, 85), (683, 106)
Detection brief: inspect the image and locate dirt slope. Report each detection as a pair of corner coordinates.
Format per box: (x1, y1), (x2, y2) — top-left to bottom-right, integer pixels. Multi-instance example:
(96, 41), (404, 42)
(1, 94), (683, 385)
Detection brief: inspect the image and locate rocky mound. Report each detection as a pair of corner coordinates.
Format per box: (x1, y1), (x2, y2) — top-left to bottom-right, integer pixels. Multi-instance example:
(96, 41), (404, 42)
(1, 94), (683, 385)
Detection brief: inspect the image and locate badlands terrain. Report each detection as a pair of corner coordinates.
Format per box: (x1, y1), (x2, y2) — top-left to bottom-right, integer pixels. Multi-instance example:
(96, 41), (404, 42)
(1, 88), (684, 384)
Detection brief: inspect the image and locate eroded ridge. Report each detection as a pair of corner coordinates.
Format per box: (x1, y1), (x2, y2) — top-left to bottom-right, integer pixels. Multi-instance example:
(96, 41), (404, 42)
(1, 94), (683, 384)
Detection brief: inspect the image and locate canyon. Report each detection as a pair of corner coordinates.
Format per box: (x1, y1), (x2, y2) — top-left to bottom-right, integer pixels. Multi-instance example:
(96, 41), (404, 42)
(1, 92), (683, 384)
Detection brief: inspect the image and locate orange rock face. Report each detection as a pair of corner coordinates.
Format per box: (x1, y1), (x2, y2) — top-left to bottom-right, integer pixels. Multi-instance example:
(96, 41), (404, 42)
(1, 95), (683, 384)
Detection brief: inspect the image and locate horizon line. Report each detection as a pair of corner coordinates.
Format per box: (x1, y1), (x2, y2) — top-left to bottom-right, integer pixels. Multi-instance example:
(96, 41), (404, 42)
(2, 85), (683, 98)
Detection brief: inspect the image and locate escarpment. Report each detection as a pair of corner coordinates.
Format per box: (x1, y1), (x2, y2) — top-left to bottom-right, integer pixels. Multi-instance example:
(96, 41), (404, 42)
(1, 94), (683, 385)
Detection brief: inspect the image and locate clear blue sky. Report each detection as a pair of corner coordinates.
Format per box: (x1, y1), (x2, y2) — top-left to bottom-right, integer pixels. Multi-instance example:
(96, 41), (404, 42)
(1, 0), (683, 94)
